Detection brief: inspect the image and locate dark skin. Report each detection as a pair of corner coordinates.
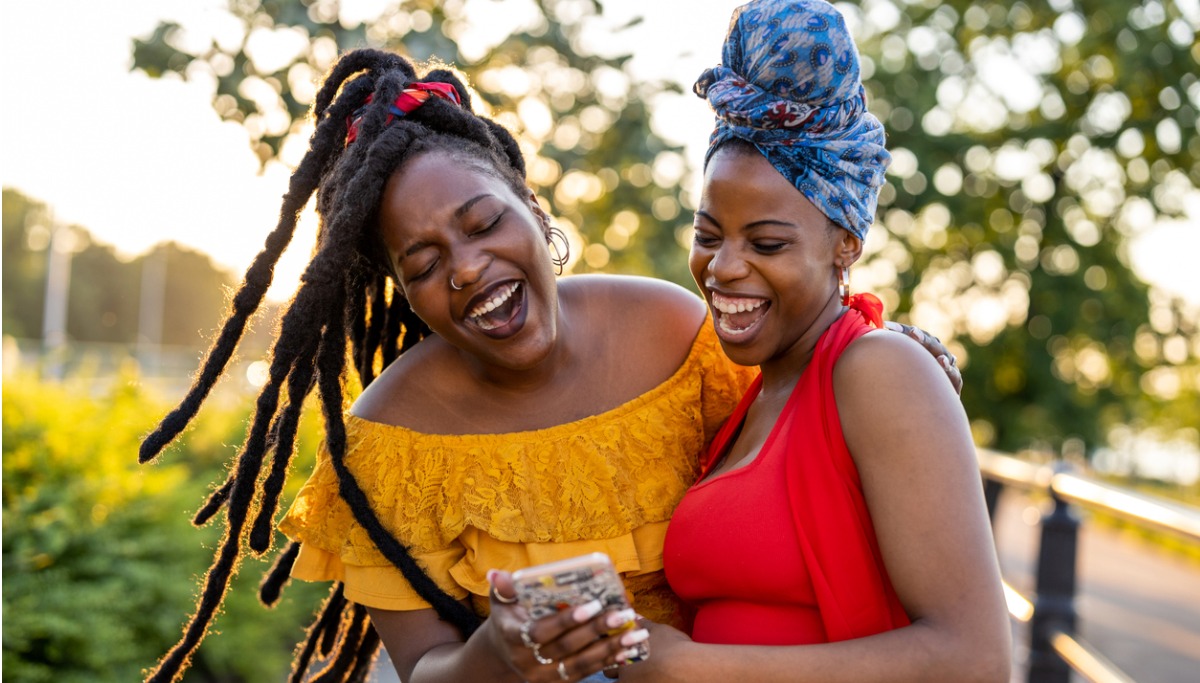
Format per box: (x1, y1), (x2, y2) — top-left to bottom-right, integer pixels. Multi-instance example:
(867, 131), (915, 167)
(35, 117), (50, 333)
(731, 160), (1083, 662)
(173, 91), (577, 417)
(355, 152), (706, 682)
(618, 146), (1010, 683)
(350, 152), (965, 682)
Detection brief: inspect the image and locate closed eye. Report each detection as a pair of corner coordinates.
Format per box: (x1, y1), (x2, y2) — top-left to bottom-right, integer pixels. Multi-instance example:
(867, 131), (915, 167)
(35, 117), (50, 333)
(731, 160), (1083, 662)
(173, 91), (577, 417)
(753, 241), (787, 254)
(407, 258), (438, 282)
(471, 212), (503, 237)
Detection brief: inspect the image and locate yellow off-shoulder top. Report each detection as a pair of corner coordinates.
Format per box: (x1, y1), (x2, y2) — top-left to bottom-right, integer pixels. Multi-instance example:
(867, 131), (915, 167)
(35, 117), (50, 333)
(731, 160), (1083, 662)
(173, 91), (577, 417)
(278, 318), (756, 626)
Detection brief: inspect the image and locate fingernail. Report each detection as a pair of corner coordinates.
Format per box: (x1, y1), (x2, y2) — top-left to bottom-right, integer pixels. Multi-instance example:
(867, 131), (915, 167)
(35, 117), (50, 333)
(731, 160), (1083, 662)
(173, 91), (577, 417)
(618, 647), (642, 662)
(939, 355), (950, 368)
(605, 608), (636, 629)
(486, 569), (497, 583)
(619, 628), (649, 647)
(573, 599), (603, 623)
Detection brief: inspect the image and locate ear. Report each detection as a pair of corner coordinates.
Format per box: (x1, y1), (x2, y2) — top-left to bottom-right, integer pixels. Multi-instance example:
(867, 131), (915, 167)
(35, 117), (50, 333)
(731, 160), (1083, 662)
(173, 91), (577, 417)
(525, 189), (551, 234)
(833, 229), (863, 269)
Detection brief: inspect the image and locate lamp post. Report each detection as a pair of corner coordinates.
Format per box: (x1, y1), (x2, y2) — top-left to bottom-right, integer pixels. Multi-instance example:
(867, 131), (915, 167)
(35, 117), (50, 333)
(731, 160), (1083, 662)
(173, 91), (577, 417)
(41, 217), (73, 380)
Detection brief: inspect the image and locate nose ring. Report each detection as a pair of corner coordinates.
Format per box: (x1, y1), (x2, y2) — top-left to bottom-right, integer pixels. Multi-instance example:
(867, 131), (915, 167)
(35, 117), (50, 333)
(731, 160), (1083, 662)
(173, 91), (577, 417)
(449, 275), (464, 291)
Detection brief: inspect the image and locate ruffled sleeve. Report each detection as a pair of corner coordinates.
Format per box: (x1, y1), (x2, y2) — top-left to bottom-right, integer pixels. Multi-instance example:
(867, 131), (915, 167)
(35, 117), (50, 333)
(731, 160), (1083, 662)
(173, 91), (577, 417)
(279, 312), (755, 615)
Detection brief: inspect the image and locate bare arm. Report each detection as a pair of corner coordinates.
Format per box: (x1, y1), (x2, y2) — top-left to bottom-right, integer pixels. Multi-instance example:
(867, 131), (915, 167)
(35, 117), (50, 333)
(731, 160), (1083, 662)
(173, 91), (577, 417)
(368, 604), (518, 683)
(621, 331), (1009, 683)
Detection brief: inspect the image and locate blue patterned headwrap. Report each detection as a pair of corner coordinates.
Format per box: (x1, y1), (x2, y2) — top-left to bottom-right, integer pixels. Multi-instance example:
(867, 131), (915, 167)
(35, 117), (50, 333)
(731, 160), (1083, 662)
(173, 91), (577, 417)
(695, 0), (890, 240)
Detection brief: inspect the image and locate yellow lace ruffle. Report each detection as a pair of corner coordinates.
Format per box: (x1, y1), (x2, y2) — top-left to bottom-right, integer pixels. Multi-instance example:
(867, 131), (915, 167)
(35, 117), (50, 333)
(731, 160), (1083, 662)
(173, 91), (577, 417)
(279, 318), (756, 617)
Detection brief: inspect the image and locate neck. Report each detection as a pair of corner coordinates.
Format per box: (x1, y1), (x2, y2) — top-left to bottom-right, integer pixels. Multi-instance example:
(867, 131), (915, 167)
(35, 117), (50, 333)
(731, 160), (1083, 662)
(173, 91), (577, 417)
(461, 287), (577, 394)
(758, 292), (846, 401)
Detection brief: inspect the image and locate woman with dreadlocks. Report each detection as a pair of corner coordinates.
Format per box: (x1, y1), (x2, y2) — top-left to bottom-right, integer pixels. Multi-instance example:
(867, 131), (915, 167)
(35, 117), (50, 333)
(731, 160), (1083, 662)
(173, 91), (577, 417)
(137, 48), (754, 683)
(140, 42), (960, 683)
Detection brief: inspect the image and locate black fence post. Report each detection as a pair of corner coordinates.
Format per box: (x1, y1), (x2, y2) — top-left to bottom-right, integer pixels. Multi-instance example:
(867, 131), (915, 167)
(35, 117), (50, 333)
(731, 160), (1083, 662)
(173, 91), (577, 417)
(984, 478), (1004, 523)
(1028, 469), (1079, 683)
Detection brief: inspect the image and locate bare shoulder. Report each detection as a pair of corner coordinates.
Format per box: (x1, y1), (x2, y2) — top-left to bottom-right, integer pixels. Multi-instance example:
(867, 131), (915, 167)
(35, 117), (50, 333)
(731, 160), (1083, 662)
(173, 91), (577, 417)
(560, 274), (708, 383)
(835, 328), (948, 393)
(834, 328), (974, 467)
(559, 273), (707, 338)
(833, 329), (968, 440)
(350, 336), (455, 425)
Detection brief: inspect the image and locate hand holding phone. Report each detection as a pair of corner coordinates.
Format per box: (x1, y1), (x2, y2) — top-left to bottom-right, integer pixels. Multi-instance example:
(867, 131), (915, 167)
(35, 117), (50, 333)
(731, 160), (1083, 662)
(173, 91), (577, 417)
(512, 552), (649, 664)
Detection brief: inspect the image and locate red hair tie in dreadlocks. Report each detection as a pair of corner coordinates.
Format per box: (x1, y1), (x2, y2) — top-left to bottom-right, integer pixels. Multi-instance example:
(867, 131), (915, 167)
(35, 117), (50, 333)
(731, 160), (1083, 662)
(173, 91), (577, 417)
(345, 81), (463, 145)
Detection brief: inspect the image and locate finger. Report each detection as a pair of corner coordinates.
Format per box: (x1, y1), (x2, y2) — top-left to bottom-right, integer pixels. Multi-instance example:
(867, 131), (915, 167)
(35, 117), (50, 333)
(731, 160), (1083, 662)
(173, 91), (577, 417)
(601, 626), (651, 668)
(555, 623), (649, 680)
(917, 328), (947, 354)
(542, 605), (643, 668)
(532, 599), (608, 661)
(487, 568), (519, 606)
(939, 355), (964, 396)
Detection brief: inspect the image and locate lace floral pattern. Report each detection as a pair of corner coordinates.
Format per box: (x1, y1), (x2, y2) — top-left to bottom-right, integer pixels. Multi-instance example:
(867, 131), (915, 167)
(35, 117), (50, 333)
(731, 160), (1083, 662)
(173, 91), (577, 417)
(279, 319), (756, 610)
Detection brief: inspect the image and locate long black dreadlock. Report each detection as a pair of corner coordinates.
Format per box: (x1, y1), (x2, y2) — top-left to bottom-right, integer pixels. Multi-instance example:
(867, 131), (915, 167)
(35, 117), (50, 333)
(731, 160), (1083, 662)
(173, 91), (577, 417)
(140, 48), (534, 683)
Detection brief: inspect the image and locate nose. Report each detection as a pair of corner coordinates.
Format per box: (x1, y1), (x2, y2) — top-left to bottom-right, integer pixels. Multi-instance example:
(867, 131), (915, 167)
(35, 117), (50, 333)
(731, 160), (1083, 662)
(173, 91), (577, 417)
(706, 242), (749, 285)
(448, 247), (492, 291)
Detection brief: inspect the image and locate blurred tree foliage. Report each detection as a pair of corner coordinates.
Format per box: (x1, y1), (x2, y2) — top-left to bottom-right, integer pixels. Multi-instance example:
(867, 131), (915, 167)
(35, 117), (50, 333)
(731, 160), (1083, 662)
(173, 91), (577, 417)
(131, 0), (694, 285)
(2, 188), (279, 350)
(2, 374), (326, 682)
(129, 0), (1198, 454)
(841, 0), (1199, 453)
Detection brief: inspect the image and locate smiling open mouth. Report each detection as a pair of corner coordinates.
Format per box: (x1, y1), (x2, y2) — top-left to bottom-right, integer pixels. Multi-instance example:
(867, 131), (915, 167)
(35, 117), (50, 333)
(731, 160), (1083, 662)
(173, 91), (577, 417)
(467, 281), (522, 331)
(711, 292), (769, 337)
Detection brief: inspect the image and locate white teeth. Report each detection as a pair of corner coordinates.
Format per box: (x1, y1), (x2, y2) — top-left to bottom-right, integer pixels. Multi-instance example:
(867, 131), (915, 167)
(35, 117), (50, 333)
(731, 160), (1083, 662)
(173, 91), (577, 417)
(468, 282), (519, 320)
(711, 292), (767, 315)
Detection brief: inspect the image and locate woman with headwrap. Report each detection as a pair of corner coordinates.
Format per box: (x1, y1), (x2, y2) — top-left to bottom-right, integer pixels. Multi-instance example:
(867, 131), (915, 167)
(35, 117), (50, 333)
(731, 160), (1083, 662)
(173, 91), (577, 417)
(619, 1), (1012, 681)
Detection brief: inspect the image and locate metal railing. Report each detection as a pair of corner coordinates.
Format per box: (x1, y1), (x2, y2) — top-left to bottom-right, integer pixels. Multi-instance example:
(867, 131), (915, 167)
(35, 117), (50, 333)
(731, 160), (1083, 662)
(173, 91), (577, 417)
(977, 448), (1200, 683)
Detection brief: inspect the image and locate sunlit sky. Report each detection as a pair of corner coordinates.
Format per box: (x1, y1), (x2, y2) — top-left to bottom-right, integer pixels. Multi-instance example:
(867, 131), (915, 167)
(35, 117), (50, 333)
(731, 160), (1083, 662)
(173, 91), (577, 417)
(1, 0), (1197, 304)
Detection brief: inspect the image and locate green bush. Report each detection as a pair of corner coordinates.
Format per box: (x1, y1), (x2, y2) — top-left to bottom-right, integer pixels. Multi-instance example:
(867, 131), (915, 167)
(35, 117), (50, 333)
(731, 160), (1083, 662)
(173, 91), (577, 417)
(3, 373), (327, 682)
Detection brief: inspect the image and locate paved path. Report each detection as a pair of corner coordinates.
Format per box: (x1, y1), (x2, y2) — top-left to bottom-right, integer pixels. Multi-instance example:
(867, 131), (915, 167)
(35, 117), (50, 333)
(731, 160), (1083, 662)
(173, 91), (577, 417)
(993, 491), (1200, 683)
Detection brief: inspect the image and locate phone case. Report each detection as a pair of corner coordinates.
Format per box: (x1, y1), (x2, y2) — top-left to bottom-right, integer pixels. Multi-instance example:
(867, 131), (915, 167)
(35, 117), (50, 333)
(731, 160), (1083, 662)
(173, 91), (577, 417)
(511, 552), (649, 663)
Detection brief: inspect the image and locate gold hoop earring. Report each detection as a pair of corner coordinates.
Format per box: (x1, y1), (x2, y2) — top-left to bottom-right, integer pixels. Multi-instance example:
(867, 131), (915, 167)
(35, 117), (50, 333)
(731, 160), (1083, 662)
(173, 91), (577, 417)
(547, 226), (570, 276)
(838, 266), (850, 306)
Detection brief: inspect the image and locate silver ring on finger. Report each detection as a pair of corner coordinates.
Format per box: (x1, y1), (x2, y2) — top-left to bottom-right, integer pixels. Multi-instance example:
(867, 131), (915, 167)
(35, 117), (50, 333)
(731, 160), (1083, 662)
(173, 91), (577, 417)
(490, 584), (518, 604)
(520, 620), (554, 665)
(557, 661), (570, 681)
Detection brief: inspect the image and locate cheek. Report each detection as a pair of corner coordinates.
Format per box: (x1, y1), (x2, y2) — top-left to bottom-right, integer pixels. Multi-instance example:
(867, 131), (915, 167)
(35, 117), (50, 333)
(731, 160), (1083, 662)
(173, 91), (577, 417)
(687, 249), (709, 287)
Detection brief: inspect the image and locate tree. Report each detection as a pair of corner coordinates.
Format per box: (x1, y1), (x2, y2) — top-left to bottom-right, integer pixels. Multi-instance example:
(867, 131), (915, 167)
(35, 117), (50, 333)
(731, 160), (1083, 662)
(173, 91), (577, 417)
(131, 0), (695, 286)
(2, 188), (261, 352)
(843, 0), (1199, 453)
(2, 188), (51, 339)
(129, 0), (1199, 455)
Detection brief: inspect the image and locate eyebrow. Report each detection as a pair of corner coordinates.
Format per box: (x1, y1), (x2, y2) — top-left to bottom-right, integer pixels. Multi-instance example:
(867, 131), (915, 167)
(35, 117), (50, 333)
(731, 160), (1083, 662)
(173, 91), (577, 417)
(694, 209), (797, 231)
(401, 194), (496, 259)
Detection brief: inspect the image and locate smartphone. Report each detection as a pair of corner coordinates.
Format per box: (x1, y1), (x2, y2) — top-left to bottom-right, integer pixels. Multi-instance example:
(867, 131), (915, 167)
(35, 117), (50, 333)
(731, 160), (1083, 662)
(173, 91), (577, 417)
(511, 552), (649, 663)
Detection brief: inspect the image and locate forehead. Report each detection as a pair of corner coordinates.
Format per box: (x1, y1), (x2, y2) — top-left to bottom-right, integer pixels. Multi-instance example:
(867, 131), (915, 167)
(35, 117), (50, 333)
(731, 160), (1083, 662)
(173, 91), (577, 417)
(699, 147), (834, 233)
(384, 153), (510, 210)
(702, 148), (803, 209)
(379, 154), (515, 240)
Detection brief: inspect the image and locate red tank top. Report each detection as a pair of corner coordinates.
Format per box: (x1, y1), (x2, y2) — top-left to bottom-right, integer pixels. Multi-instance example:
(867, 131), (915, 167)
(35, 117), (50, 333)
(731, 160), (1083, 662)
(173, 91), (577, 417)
(664, 295), (910, 644)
